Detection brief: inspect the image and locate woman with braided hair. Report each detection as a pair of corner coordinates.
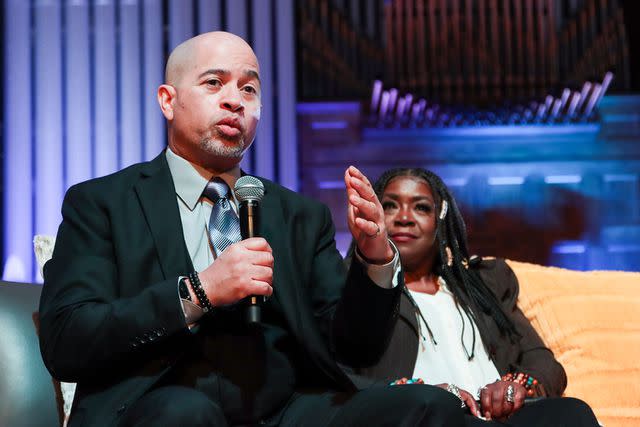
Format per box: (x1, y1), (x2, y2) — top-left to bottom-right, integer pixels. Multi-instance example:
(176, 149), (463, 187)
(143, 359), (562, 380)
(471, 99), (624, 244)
(350, 167), (599, 426)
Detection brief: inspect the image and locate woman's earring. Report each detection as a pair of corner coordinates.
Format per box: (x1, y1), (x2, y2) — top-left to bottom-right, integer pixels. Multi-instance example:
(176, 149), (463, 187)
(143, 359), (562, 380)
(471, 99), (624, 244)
(445, 246), (453, 267)
(439, 200), (448, 220)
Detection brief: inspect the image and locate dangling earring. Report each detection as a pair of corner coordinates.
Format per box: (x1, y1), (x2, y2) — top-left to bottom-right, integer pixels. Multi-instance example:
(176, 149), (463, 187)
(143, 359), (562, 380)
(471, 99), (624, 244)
(445, 246), (453, 267)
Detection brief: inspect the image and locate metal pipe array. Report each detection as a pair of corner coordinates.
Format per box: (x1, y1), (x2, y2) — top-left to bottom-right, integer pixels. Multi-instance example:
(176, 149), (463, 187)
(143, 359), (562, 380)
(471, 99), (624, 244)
(368, 72), (613, 128)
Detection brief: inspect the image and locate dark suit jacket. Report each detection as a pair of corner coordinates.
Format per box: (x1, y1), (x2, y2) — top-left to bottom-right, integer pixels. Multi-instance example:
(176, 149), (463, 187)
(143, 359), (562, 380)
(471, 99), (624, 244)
(355, 258), (567, 397)
(39, 152), (402, 426)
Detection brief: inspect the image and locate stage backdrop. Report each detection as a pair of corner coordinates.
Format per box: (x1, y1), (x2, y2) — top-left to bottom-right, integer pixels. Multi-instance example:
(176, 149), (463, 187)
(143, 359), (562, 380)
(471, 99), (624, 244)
(3, 0), (298, 282)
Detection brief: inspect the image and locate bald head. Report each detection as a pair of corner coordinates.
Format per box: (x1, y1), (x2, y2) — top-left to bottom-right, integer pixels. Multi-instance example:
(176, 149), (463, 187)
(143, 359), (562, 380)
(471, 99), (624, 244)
(165, 31), (258, 86)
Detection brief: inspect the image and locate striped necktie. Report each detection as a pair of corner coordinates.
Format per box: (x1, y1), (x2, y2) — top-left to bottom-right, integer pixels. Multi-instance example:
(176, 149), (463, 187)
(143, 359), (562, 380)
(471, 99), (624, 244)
(203, 178), (241, 256)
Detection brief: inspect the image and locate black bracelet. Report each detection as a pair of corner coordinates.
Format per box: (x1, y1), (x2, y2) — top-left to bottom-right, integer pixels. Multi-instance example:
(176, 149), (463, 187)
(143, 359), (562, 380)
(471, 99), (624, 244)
(188, 271), (214, 313)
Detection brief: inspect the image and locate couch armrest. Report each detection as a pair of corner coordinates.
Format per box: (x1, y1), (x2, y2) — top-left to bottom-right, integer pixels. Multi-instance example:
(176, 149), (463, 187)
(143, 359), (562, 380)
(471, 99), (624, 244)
(0, 281), (62, 426)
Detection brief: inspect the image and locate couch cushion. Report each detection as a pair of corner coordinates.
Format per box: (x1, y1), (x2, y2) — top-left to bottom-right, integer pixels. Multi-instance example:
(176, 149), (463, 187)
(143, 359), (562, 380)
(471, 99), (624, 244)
(507, 260), (640, 427)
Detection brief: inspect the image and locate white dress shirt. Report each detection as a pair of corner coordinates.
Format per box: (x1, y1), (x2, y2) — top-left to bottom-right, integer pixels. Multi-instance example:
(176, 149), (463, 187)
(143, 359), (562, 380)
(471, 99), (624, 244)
(411, 278), (501, 394)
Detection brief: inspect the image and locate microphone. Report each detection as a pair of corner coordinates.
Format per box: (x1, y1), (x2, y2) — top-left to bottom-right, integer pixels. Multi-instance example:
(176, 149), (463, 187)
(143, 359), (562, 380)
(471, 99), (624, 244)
(234, 175), (266, 324)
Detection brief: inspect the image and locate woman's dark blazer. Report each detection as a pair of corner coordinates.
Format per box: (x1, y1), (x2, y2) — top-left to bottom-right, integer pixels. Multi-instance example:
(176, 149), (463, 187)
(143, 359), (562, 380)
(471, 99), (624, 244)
(356, 258), (567, 397)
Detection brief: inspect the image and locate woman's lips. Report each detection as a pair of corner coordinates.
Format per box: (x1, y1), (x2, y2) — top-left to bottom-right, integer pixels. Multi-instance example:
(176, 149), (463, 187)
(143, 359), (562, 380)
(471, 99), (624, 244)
(390, 232), (417, 243)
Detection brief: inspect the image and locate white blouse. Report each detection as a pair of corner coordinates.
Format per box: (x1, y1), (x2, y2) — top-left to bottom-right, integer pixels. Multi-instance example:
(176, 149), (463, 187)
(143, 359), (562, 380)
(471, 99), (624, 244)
(411, 278), (500, 394)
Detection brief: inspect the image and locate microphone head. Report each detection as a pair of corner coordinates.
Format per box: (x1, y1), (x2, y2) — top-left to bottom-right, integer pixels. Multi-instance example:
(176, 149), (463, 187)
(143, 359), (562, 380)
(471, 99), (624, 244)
(234, 176), (265, 203)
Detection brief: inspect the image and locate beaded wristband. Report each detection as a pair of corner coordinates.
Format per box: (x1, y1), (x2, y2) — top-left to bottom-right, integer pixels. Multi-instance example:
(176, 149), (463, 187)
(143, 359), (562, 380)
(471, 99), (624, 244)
(501, 372), (538, 397)
(188, 271), (214, 313)
(388, 377), (425, 386)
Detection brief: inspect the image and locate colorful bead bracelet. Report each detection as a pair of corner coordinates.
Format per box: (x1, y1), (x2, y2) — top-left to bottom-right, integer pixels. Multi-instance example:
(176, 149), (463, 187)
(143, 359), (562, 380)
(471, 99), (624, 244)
(389, 377), (425, 386)
(501, 372), (538, 397)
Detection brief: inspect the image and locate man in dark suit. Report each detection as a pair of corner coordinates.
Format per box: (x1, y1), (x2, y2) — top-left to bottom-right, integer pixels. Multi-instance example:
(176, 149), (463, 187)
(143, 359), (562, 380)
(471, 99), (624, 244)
(39, 32), (463, 426)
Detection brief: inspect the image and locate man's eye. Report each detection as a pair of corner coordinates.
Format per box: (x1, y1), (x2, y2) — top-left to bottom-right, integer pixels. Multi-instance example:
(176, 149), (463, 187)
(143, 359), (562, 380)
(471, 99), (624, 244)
(242, 86), (257, 94)
(206, 79), (221, 87)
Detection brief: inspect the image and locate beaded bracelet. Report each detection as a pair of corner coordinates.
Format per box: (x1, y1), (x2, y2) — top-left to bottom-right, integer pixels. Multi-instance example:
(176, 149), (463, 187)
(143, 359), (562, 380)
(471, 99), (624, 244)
(501, 372), (538, 397)
(446, 383), (467, 408)
(388, 377), (425, 386)
(188, 271), (214, 313)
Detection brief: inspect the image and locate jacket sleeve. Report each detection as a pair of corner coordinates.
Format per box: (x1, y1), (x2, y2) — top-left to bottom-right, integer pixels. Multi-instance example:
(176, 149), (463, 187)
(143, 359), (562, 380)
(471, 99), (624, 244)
(305, 204), (402, 366)
(490, 259), (567, 397)
(38, 184), (188, 383)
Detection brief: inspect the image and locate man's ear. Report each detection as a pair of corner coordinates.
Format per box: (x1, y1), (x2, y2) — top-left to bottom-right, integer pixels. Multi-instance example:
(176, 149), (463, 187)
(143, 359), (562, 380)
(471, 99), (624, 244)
(157, 84), (176, 120)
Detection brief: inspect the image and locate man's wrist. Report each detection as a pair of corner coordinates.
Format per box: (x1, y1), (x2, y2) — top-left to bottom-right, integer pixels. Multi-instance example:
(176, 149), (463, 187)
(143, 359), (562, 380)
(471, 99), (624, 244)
(354, 240), (401, 289)
(356, 244), (395, 265)
(185, 278), (199, 303)
(188, 271), (214, 313)
(178, 276), (204, 326)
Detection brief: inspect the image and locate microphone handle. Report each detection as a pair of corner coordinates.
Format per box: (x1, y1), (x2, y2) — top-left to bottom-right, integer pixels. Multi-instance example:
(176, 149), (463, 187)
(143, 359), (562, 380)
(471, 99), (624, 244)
(239, 200), (260, 239)
(247, 298), (261, 323)
(239, 200), (262, 323)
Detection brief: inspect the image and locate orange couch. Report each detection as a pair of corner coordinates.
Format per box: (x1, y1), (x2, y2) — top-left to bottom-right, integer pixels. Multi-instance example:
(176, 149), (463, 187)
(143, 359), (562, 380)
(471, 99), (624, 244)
(507, 260), (640, 427)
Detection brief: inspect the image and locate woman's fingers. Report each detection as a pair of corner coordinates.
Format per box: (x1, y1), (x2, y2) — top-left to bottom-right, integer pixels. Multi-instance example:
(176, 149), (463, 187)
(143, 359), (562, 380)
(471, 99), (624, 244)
(460, 389), (479, 417)
(510, 383), (527, 414)
(480, 381), (526, 420)
(479, 385), (493, 419)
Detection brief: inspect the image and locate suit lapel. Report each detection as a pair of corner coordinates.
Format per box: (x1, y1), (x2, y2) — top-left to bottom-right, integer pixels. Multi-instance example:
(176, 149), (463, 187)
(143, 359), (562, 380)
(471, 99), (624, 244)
(257, 182), (300, 321)
(134, 154), (193, 279)
(400, 290), (420, 335)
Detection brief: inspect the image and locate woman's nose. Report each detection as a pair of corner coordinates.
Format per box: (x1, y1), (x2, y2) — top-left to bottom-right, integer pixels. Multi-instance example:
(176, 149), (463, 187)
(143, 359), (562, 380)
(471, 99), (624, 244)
(395, 208), (413, 224)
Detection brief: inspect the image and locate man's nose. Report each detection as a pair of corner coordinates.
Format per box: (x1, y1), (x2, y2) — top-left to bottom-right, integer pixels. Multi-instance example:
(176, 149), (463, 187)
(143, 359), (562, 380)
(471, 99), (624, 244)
(220, 86), (243, 112)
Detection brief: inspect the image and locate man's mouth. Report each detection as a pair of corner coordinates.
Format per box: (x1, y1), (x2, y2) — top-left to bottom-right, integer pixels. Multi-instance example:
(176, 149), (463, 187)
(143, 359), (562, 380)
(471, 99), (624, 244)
(215, 118), (243, 138)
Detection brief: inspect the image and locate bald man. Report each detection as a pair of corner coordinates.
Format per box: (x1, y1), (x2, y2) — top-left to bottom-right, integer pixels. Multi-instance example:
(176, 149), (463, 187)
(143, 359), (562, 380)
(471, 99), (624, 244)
(39, 32), (463, 427)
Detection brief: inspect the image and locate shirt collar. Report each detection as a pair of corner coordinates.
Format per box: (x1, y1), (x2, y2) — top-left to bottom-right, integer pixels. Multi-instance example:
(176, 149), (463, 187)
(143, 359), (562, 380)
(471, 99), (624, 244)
(165, 147), (241, 210)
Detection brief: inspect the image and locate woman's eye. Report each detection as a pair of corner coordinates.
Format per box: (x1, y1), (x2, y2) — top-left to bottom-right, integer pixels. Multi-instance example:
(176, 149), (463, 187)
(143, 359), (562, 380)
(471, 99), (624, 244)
(382, 201), (397, 211)
(415, 203), (433, 213)
(242, 86), (257, 94)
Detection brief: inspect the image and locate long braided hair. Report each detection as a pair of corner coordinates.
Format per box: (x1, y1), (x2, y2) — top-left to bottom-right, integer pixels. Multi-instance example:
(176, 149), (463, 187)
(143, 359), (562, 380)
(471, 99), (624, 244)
(373, 167), (521, 354)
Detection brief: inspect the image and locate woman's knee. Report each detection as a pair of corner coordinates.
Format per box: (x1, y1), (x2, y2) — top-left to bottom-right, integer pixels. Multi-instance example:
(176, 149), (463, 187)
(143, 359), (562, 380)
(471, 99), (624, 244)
(518, 396), (599, 427)
(555, 397), (599, 425)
